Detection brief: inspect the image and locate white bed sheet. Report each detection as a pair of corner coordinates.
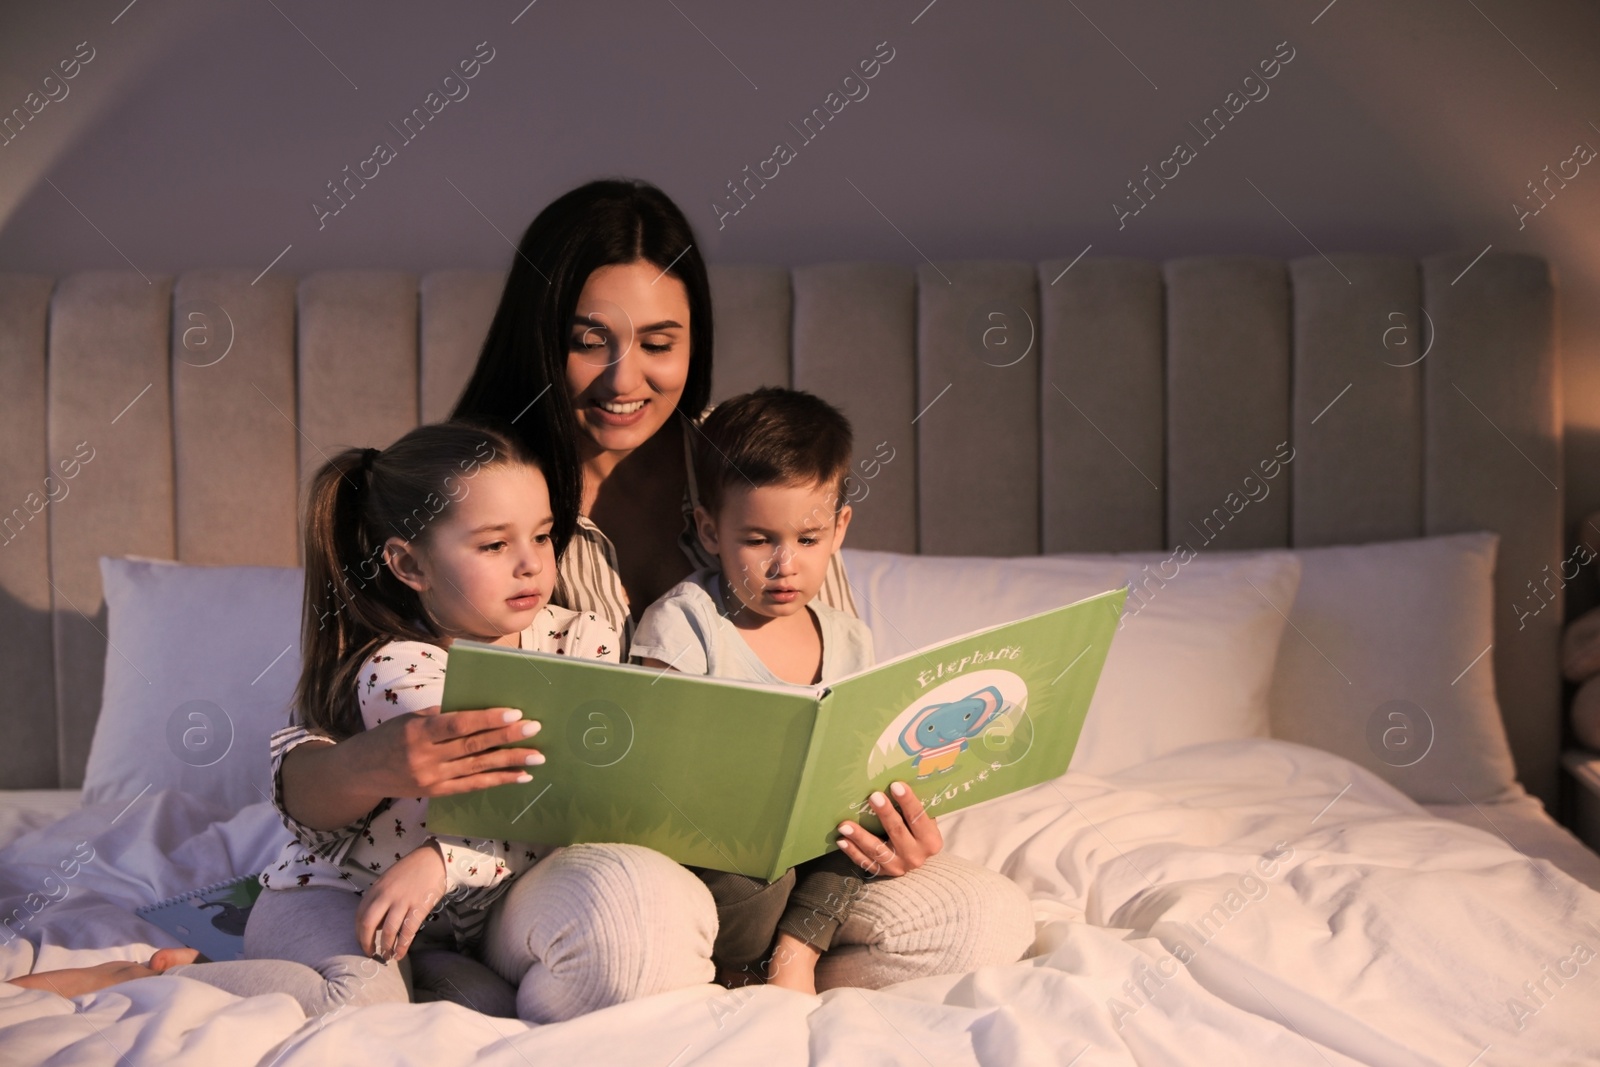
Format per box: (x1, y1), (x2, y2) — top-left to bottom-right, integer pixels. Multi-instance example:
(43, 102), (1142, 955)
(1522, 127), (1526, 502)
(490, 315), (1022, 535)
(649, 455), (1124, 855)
(1425, 788), (1600, 892)
(2, 739), (1597, 1066)
(0, 790), (83, 852)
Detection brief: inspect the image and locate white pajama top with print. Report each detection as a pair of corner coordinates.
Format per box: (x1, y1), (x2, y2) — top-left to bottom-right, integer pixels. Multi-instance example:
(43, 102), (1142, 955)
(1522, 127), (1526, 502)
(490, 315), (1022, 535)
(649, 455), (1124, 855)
(260, 604), (619, 947)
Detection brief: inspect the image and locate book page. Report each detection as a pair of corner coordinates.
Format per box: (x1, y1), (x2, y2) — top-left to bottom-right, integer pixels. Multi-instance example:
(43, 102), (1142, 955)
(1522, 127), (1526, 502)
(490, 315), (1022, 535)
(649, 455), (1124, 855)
(772, 587), (1127, 871)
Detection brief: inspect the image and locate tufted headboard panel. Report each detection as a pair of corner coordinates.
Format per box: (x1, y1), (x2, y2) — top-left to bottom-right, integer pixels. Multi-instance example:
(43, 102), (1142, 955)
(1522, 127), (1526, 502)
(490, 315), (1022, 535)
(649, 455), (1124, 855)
(0, 253), (1563, 804)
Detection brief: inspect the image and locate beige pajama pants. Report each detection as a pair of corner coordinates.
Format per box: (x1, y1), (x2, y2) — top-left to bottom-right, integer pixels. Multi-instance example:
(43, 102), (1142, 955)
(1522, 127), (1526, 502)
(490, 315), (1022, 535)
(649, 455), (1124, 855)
(177, 843), (1035, 1025)
(482, 843), (1037, 1022)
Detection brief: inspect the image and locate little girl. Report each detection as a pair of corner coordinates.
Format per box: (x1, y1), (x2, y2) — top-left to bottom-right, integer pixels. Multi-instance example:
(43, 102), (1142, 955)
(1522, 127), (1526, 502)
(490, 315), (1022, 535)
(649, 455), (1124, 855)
(166, 420), (719, 1021)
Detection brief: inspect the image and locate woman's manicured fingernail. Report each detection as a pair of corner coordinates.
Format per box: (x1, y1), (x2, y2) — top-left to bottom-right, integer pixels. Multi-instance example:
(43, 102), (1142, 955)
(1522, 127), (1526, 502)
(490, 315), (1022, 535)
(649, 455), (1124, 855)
(890, 782), (907, 796)
(502, 710), (522, 724)
(525, 752), (545, 766)
(520, 721), (540, 737)
(516, 772), (533, 783)
(871, 791), (887, 806)
(838, 824), (854, 835)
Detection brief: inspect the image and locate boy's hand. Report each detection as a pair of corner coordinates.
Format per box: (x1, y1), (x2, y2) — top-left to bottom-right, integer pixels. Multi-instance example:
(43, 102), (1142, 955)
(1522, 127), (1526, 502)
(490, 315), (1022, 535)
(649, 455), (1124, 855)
(355, 843), (447, 962)
(836, 780), (942, 877)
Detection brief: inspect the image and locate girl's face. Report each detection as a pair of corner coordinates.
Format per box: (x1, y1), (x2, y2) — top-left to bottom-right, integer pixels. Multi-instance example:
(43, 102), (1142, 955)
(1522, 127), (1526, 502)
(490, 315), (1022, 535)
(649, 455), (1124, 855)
(383, 463), (557, 647)
(566, 260), (693, 456)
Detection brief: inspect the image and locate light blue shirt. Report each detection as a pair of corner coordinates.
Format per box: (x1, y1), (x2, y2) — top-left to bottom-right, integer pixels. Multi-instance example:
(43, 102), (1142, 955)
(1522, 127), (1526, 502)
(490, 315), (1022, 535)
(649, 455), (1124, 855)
(631, 567), (875, 685)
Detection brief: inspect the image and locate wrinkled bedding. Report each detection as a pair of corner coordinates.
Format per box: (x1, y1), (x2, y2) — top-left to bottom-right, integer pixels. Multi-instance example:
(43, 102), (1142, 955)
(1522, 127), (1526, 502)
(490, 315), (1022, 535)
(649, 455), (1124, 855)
(2, 739), (1596, 1066)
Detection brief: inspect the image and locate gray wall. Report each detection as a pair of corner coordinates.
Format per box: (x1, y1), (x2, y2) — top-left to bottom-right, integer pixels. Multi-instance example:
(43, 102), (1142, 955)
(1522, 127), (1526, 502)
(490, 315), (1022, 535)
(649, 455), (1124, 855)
(2, 0), (1599, 598)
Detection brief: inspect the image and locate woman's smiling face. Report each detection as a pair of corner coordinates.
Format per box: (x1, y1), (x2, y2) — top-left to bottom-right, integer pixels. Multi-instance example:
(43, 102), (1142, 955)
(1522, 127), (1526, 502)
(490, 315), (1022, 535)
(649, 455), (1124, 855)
(566, 260), (693, 456)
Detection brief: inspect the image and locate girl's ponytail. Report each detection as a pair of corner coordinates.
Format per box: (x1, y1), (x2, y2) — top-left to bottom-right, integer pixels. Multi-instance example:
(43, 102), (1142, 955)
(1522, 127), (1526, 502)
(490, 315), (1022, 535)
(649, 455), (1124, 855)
(295, 448), (387, 739)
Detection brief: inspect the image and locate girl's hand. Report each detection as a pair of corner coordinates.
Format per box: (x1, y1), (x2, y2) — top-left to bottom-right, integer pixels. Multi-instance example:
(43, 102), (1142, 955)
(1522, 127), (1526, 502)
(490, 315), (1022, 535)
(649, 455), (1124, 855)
(835, 781), (942, 878)
(355, 844), (448, 962)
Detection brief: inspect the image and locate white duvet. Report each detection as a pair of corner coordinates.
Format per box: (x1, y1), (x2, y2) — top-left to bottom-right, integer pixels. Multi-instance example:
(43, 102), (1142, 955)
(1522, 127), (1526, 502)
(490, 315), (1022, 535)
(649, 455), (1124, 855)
(2, 739), (1597, 1066)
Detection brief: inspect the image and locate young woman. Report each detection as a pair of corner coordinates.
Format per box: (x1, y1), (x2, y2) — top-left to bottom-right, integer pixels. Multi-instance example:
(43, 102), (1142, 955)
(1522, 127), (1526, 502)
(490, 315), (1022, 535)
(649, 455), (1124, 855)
(271, 179), (1034, 1007)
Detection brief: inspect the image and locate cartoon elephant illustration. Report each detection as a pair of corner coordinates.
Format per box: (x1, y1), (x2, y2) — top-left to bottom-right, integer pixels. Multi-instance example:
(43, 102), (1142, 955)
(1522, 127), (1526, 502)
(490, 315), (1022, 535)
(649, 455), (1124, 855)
(197, 899), (251, 937)
(897, 685), (1007, 778)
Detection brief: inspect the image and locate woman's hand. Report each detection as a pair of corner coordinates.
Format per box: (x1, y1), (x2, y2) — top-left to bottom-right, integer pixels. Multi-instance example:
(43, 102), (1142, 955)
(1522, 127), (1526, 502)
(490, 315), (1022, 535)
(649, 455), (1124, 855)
(282, 706), (544, 831)
(356, 844), (448, 962)
(354, 706), (546, 798)
(835, 780), (942, 877)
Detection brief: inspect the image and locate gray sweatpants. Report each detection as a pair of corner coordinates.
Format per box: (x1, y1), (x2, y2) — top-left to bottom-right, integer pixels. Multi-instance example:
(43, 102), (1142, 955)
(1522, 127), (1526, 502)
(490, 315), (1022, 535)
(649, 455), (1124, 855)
(168, 842), (717, 1022)
(169, 843), (1034, 1023)
(164, 881), (519, 1018)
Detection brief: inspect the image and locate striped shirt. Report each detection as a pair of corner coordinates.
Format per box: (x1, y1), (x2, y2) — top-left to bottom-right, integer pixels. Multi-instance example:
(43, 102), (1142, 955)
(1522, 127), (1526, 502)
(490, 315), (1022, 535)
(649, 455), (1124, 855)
(267, 416), (859, 861)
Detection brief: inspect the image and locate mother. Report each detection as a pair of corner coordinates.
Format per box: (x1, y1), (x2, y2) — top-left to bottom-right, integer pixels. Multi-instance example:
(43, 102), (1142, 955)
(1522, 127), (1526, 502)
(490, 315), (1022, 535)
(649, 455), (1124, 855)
(272, 179), (1034, 1018)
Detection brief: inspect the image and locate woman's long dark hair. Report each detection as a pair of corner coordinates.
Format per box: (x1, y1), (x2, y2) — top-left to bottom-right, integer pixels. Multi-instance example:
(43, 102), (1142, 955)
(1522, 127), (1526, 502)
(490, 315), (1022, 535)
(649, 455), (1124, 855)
(451, 178), (714, 538)
(295, 420), (551, 740)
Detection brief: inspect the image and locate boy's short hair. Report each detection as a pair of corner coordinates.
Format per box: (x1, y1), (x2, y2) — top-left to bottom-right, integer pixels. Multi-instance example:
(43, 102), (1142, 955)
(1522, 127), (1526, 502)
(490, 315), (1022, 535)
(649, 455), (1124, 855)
(693, 387), (854, 518)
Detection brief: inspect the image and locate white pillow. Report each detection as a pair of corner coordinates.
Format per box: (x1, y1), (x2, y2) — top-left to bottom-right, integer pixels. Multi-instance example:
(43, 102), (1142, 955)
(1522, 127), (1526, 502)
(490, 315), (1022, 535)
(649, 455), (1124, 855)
(1041, 533), (1518, 803)
(83, 557), (303, 813)
(1262, 532), (1516, 803)
(840, 548), (1303, 777)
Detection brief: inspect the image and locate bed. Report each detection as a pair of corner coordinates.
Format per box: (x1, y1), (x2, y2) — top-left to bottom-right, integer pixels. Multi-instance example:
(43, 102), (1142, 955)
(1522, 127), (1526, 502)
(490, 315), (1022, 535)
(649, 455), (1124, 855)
(2, 253), (1597, 1065)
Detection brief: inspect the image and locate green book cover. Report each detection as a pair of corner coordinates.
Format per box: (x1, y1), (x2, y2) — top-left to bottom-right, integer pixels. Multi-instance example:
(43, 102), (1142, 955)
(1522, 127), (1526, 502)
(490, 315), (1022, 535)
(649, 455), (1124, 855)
(427, 585), (1127, 881)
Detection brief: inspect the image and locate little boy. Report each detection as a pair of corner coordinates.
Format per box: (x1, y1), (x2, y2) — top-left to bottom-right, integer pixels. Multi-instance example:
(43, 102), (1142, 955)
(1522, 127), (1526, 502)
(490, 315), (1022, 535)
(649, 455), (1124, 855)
(631, 387), (874, 994)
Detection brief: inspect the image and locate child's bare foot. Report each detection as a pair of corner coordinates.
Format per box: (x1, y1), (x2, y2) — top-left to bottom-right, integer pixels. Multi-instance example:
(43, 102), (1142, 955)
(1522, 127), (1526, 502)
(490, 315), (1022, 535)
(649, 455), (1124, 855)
(764, 933), (820, 995)
(149, 947), (201, 971)
(8, 948), (201, 998)
(764, 966), (817, 995)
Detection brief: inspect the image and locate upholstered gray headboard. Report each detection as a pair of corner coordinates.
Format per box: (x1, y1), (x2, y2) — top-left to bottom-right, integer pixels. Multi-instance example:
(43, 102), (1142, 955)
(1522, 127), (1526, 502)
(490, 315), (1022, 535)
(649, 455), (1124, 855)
(0, 253), (1562, 805)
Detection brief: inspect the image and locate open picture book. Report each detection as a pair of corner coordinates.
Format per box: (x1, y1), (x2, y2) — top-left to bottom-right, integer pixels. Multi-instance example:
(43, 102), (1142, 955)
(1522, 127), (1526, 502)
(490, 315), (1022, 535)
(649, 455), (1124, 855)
(427, 586), (1127, 880)
(136, 874), (263, 962)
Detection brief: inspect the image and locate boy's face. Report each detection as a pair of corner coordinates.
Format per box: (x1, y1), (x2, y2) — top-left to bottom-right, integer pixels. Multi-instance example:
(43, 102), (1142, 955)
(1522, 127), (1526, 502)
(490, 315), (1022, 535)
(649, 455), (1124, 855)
(695, 479), (852, 622)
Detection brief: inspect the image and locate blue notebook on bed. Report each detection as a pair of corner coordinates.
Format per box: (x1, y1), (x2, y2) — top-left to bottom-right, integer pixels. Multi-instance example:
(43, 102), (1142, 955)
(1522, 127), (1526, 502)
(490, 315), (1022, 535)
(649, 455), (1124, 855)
(135, 874), (262, 962)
